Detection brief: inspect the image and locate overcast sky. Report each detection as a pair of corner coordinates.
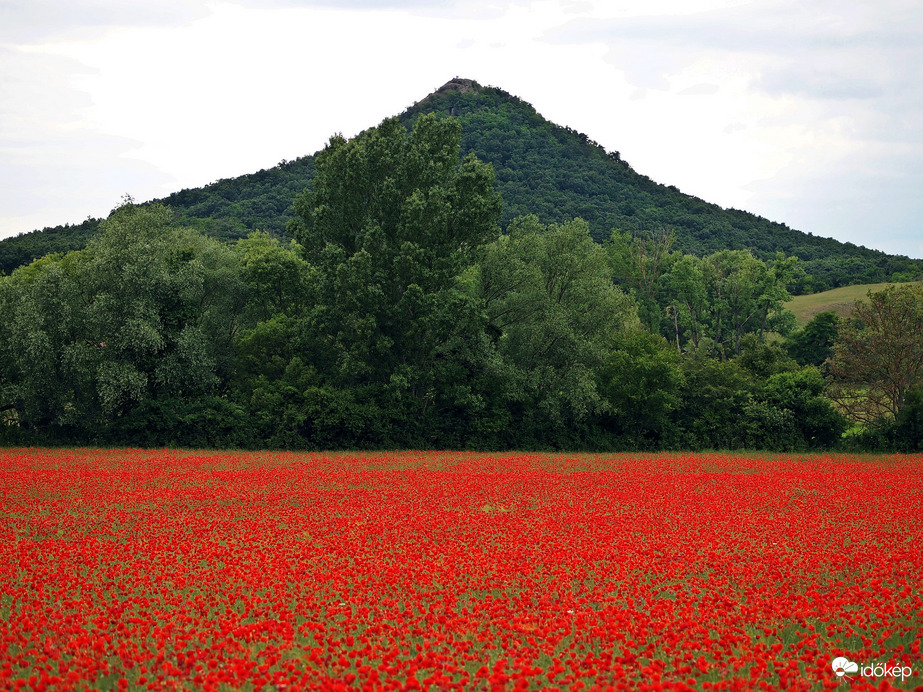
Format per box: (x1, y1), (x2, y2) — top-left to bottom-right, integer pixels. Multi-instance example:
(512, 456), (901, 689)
(1, 0), (921, 258)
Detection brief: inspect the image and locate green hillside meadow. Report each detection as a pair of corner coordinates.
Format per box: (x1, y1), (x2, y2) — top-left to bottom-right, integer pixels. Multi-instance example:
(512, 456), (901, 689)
(785, 281), (923, 325)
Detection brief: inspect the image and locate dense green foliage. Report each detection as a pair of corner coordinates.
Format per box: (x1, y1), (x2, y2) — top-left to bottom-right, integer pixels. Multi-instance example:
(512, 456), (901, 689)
(0, 217), (102, 278)
(785, 311), (840, 367)
(2, 104), (916, 452)
(278, 114), (504, 447)
(165, 156), (317, 239)
(0, 204), (247, 445)
(2, 80), (920, 290)
(827, 283), (923, 423)
(0, 158), (317, 276)
(406, 82), (922, 291)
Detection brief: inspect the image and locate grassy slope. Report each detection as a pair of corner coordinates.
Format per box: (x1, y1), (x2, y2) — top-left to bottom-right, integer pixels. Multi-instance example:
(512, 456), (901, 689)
(785, 281), (922, 325)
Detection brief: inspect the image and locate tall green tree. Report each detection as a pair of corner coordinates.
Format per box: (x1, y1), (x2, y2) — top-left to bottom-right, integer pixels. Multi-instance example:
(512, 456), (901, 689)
(469, 216), (637, 435)
(785, 311), (840, 368)
(761, 369), (846, 448)
(598, 329), (684, 446)
(662, 250), (797, 358)
(827, 283), (923, 423)
(0, 202), (246, 438)
(237, 231), (313, 322)
(287, 114), (503, 444)
(606, 227), (676, 332)
(0, 251), (93, 431)
(229, 232), (320, 446)
(662, 254), (709, 353)
(671, 356), (758, 449)
(83, 203), (246, 417)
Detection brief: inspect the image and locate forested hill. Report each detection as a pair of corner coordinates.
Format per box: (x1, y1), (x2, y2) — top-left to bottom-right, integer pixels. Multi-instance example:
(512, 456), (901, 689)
(407, 79), (920, 291)
(2, 78), (920, 291)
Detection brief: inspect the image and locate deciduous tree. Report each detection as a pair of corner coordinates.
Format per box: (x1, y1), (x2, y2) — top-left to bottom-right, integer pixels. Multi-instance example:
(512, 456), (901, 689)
(0, 202), (246, 435)
(287, 114), (502, 441)
(827, 283), (923, 423)
(470, 216), (637, 427)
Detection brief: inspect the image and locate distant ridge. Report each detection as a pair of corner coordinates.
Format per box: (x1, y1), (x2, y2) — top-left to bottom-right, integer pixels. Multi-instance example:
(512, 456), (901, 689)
(2, 77), (921, 291)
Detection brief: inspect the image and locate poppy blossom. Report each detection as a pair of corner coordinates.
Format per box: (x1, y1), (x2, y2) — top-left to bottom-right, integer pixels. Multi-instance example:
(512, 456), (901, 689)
(0, 449), (919, 690)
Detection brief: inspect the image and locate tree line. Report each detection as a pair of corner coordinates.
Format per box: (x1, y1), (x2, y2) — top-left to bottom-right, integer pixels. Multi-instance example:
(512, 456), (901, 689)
(1, 114), (920, 451)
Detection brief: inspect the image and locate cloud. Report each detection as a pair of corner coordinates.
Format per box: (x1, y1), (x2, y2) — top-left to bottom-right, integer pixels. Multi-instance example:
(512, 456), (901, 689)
(0, 43), (171, 232)
(538, 0), (923, 258)
(2, 0), (922, 258)
(232, 0), (509, 20)
(0, 0), (210, 42)
(745, 139), (923, 256)
(243, 0), (455, 7)
(546, 0), (923, 106)
(759, 70), (886, 100)
(678, 83), (719, 96)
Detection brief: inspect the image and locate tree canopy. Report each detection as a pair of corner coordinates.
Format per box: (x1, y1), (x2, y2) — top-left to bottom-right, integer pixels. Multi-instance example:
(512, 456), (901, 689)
(827, 283), (923, 423)
(9, 106), (919, 452)
(0, 202), (246, 442)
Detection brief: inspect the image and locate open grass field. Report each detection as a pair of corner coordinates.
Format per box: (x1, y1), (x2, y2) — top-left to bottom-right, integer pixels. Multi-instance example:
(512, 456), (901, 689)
(785, 282), (922, 326)
(1, 448), (921, 691)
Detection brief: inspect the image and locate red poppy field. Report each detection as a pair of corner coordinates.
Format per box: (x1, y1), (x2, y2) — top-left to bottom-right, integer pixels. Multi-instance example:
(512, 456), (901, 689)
(1, 449), (921, 691)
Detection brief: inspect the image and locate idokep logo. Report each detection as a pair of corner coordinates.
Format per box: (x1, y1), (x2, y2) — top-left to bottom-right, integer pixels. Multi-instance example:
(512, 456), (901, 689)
(831, 656), (914, 682)
(831, 657), (858, 678)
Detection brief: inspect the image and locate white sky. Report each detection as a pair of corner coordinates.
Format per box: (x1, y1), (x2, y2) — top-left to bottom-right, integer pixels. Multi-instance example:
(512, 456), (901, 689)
(1, 0), (921, 258)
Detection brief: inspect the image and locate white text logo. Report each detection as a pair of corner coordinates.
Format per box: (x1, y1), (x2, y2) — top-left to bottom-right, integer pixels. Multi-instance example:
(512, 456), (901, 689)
(831, 656), (913, 682)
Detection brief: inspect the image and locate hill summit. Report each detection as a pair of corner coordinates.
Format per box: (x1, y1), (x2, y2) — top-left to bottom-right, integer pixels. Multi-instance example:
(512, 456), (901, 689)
(1, 78), (920, 290)
(435, 77), (479, 95)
